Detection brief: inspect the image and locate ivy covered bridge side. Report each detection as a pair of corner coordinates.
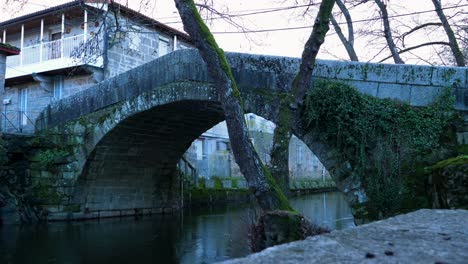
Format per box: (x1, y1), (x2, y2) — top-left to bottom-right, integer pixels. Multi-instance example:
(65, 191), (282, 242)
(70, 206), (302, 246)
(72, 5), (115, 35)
(5, 49), (466, 221)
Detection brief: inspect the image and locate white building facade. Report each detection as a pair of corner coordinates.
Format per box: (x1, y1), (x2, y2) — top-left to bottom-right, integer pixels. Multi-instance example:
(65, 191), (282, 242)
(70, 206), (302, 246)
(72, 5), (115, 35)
(0, 0), (191, 133)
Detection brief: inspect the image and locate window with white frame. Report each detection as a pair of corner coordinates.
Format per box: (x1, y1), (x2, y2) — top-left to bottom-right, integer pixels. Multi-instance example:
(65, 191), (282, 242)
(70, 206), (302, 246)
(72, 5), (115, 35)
(53, 76), (64, 100)
(128, 31), (141, 50)
(296, 144), (303, 165)
(158, 37), (170, 56)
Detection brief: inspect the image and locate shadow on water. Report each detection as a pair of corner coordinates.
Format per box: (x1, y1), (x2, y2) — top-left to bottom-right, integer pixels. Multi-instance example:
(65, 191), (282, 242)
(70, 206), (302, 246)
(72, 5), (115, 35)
(0, 192), (354, 264)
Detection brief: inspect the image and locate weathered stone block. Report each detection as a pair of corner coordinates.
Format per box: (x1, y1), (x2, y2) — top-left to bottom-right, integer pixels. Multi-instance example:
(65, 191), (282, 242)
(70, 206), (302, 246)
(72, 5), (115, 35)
(397, 65), (433, 85)
(344, 80), (379, 97)
(334, 61), (367, 81)
(47, 212), (72, 221)
(454, 88), (468, 111)
(119, 209), (135, 216)
(313, 60), (341, 79)
(364, 63), (398, 83)
(457, 132), (468, 144)
(223, 210), (468, 264)
(431, 66), (467, 88)
(98, 210), (121, 218)
(410, 86), (443, 106)
(377, 83), (411, 103)
(61, 171), (75, 180)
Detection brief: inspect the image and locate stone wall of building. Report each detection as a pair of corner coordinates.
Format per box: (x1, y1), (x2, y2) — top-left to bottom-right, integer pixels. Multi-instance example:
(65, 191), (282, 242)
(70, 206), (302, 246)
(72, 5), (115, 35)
(0, 54), (5, 93)
(106, 13), (191, 78)
(1, 74), (96, 133)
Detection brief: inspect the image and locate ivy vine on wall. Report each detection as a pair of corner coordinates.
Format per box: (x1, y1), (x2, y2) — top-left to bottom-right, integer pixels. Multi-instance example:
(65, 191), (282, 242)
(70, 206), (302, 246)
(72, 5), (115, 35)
(302, 80), (456, 219)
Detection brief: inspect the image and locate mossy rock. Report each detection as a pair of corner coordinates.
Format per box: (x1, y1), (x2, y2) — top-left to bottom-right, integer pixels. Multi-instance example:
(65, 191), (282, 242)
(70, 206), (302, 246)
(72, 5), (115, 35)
(428, 155), (468, 171)
(250, 210), (329, 252)
(427, 156), (468, 209)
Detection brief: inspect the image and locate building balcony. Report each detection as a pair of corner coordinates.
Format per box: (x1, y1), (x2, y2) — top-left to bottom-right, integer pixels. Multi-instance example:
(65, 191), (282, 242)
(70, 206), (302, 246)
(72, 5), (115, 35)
(6, 33), (103, 79)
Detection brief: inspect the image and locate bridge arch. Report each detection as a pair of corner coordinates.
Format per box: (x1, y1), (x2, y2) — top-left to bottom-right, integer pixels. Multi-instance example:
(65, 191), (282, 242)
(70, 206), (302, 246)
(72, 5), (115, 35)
(35, 49), (466, 219)
(67, 81), (327, 215)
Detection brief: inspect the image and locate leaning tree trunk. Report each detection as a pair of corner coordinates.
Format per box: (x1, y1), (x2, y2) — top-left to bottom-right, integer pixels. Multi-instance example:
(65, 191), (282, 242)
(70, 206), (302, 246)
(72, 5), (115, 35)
(431, 0), (466, 66)
(268, 97), (292, 197)
(174, 0), (334, 250)
(174, 0), (292, 212)
(269, 0), (336, 201)
(374, 0), (404, 64)
(292, 0), (336, 106)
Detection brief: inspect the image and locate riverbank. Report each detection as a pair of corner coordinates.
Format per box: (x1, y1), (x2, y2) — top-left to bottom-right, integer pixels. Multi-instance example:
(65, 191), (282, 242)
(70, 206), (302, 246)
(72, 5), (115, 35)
(223, 209), (468, 264)
(185, 178), (336, 207)
(0, 178), (336, 224)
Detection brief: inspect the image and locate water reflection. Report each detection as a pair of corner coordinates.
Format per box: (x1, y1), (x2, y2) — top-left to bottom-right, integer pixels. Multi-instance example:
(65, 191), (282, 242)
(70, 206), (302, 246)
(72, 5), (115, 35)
(0, 192), (354, 264)
(292, 192), (355, 230)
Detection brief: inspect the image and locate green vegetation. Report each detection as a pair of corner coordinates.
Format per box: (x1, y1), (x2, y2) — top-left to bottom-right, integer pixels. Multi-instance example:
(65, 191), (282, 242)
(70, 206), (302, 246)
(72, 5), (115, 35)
(428, 155), (468, 171)
(186, 0), (242, 101)
(290, 178), (336, 190)
(30, 177), (64, 204)
(35, 148), (70, 171)
(63, 204), (81, 213)
(262, 165), (294, 211)
(302, 80), (457, 219)
(0, 42), (20, 52)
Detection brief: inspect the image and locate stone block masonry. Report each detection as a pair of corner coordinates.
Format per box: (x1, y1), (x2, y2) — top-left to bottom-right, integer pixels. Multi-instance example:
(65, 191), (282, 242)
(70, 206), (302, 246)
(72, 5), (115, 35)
(25, 49), (467, 222)
(39, 49), (468, 132)
(223, 209), (468, 264)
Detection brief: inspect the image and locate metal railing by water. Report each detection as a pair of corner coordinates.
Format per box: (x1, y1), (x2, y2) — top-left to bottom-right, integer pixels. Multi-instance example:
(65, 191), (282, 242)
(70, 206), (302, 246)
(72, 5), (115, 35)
(0, 110), (39, 134)
(178, 156), (198, 184)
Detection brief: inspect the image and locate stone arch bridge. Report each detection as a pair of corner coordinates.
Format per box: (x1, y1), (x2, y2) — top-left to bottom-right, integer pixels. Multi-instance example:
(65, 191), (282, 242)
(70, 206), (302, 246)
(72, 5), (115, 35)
(30, 49), (467, 220)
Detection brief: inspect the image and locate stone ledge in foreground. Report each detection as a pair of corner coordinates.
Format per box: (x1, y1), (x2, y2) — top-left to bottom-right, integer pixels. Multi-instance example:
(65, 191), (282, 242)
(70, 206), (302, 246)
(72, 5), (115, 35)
(222, 209), (468, 264)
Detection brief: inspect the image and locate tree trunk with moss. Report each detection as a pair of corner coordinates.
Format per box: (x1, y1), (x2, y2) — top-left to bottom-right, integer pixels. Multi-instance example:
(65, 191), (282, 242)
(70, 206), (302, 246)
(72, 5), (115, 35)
(174, 0), (334, 250)
(174, 0), (292, 212)
(268, 0), (335, 198)
(175, 0), (335, 250)
(268, 97), (292, 197)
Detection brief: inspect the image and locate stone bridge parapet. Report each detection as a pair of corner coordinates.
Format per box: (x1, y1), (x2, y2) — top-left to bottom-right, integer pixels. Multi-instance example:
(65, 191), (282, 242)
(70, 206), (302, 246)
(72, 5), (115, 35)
(37, 49), (468, 131)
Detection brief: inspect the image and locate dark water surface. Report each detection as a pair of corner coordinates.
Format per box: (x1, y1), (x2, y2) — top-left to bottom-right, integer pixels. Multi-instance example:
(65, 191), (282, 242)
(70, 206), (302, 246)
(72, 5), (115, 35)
(0, 192), (354, 264)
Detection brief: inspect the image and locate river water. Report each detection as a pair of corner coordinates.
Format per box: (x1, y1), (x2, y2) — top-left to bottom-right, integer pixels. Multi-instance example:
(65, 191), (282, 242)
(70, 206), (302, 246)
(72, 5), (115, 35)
(0, 191), (354, 264)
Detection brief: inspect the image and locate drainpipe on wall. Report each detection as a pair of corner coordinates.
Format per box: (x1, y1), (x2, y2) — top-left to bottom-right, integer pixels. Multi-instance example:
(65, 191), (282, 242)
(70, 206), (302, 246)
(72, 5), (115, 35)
(102, 16), (109, 78)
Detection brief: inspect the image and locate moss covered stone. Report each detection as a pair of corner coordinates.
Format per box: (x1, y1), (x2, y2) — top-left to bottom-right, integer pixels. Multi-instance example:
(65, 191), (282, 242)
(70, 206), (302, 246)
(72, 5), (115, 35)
(426, 155), (468, 209)
(302, 80), (457, 219)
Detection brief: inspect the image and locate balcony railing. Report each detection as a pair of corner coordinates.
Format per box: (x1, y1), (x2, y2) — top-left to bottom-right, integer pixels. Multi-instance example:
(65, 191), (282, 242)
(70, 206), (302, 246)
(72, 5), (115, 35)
(1, 110), (40, 134)
(6, 34), (101, 68)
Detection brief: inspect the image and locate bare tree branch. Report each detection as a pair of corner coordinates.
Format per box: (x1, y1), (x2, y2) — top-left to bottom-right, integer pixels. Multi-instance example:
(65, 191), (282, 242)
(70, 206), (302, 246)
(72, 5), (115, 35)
(336, 0), (354, 45)
(379, 41), (450, 63)
(331, 14), (359, 61)
(374, 0), (404, 64)
(401, 22), (442, 47)
(431, 0), (466, 66)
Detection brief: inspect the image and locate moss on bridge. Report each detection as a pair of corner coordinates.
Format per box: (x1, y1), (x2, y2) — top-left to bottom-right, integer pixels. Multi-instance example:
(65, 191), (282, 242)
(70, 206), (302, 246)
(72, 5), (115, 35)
(301, 80), (461, 220)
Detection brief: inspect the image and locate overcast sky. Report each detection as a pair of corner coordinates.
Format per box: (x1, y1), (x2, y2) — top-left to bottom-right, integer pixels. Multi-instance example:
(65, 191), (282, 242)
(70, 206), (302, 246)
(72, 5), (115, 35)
(1, 0), (466, 65)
